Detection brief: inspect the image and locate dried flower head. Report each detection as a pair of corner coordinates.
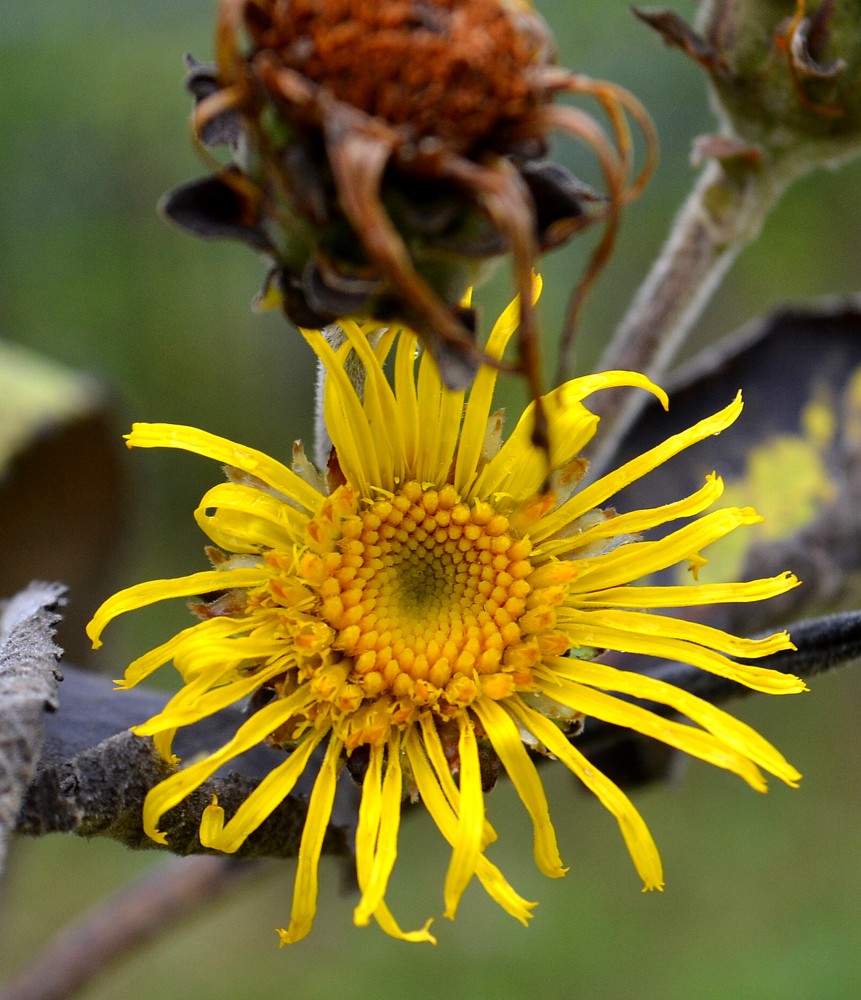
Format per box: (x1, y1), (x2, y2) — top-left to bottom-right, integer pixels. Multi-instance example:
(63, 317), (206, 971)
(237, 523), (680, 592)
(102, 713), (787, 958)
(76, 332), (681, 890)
(636, 0), (861, 166)
(88, 291), (804, 944)
(162, 0), (656, 429)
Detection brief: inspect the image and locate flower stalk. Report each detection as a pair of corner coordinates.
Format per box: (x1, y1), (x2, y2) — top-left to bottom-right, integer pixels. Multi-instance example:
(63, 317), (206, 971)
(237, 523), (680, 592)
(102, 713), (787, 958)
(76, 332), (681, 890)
(591, 0), (861, 474)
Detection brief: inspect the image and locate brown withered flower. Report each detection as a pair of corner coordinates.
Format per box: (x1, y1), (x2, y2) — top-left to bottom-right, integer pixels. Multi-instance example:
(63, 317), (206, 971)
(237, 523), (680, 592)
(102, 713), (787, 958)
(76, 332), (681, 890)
(162, 0), (656, 427)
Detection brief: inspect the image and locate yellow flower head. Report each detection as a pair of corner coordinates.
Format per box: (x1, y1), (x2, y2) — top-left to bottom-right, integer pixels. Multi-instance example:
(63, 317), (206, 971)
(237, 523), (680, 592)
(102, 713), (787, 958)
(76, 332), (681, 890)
(87, 288), (804, 944)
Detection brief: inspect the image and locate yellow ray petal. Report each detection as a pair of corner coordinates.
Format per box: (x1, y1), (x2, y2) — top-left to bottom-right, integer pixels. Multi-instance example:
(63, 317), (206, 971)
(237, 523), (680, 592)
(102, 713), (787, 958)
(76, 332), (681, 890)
(354, 735), (404, 925)
(436, 382), (468, 486)
(152, 727), (178, 764)
(349, 741), (436, 941)
(531, 392), (743, 542)
(562, 607), (795, 659)
(171, 614), (275, 683)
(117, 615), (250, 688)
(133, 659), (287, 734)
(556, 614), (805, 694)
(86, 568), (270, 648)
(126, 423), (322, 513)
(418, 714), (465, 813)
(456, 281), (540, 495)
(200, 728), (327, 852)
(477, 371), (667, 500)
(547, 656), (802, 785)
(553, 473), (725, 556)
(573, 572), (799, 608)
(442, 716), (485, 919)
(404, 728), (536, 924)
(279, 735), (343, 944)
(353, 742), (385, 921)
(534, 673), (767, 790)
(303, 329), (383, 495)
(508, 699), (664, 891)
(194, 482), (307, 552)
(371, 325), (399, 367)
(415, 348), (465, 485)
(419, 715), (497, 846)
(473, 698), (566, 877)
(474, 393), (595, 500)
(338, 319), (407, 486)
(562, 507), (763, 592)
(171, 634), (281, 682)
(140, 687), (314, 844)
(394, 331), (421, 471)
(369, 905), (437, 944)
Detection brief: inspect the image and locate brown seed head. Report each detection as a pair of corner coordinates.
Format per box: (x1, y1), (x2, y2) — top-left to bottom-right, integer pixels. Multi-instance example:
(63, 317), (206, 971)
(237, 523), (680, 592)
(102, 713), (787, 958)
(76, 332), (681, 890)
(165, 0), (656, 415)
(226, 0), (555, 151)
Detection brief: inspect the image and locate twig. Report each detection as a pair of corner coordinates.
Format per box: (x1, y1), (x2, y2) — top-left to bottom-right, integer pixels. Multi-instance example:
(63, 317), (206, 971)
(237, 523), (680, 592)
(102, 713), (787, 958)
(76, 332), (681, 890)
(0, 855), (261, 1000)
(17, 722), (356, 860)
(0, 583), (65, 874)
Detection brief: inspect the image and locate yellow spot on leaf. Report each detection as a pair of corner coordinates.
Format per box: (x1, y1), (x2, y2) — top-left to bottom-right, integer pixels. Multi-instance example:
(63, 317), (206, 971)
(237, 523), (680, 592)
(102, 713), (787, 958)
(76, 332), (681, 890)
(693, 395), (836, 583)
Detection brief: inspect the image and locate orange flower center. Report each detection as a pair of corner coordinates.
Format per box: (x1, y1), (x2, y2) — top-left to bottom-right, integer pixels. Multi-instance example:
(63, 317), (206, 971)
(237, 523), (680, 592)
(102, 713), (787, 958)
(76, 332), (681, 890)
(237, 0), (554, 149)
(307, 481), (538, 714)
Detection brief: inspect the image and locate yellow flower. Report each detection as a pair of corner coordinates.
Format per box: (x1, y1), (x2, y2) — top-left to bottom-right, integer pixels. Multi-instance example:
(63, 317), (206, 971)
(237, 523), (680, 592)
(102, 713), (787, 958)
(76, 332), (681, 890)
(87, 290), (804, 945)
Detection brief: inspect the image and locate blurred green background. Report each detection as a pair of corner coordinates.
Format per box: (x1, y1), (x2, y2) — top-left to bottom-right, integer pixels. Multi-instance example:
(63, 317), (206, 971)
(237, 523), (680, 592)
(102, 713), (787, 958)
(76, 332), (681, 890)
(3, 2), (861, 997)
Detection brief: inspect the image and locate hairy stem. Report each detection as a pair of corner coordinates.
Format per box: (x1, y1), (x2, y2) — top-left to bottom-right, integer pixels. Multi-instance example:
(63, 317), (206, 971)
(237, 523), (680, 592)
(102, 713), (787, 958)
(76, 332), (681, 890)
(585, 154), (786, 476)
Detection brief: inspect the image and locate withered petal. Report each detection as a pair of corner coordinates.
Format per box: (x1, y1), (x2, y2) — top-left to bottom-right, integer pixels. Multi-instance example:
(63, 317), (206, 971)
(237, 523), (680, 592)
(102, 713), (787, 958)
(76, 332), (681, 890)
(183, 55), (243, 148)
(159, 174), (273, 252)
(302, 258), (380, 318)
(520, 161), (599, 248)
